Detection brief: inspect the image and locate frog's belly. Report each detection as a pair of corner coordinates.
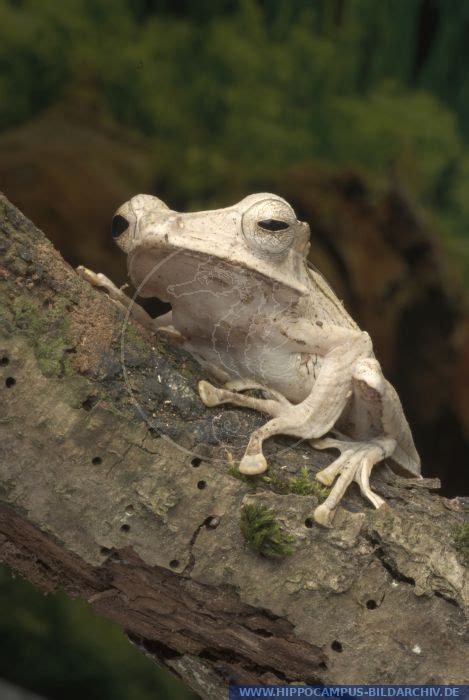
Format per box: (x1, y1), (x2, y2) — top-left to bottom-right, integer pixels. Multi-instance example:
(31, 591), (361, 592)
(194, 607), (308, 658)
(187, 340), (320, 404)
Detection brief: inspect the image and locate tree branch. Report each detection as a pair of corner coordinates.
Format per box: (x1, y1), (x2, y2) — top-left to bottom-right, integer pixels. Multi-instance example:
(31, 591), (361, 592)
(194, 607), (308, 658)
(0, 193), (467, 695)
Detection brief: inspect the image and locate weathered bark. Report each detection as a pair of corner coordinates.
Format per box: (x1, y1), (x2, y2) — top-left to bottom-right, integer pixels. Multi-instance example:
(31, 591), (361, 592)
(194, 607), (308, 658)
(0, 193), (467, 698)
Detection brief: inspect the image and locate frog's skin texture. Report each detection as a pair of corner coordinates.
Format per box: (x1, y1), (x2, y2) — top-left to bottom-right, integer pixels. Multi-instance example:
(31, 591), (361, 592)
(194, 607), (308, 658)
(77, 193), (421, 527)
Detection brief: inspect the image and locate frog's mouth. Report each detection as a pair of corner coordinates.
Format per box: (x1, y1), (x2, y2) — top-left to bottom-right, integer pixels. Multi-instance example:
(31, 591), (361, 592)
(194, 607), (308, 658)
(127, 236), (310, 302)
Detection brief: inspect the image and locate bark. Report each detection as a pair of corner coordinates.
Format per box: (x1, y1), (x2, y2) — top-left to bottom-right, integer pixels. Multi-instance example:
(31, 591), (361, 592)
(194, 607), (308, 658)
(0, 193), (467, 698)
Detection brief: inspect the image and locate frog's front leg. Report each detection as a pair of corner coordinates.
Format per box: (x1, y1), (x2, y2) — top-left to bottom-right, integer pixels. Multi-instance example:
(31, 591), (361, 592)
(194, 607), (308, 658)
(199, 322), (372, 477)
(77, 266), (182, 340)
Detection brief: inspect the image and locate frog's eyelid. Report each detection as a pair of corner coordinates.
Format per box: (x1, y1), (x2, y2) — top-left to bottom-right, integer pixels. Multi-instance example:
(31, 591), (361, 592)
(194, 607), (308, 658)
(257, 219), (290, 232)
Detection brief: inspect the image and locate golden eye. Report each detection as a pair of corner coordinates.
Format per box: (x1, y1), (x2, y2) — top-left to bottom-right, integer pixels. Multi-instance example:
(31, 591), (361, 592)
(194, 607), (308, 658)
(257, 219), (290, 232)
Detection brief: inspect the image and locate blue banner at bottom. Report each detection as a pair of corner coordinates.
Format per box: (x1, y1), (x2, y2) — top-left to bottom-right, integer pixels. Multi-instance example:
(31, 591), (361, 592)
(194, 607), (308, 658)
(229, 687), (469, 700)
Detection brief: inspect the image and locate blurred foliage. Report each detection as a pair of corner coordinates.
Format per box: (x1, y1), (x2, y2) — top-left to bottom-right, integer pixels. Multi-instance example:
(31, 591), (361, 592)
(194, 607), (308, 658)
(0, 0), (469, 205)
(0, 565), (195, 700)
(0, 0), (468, 277)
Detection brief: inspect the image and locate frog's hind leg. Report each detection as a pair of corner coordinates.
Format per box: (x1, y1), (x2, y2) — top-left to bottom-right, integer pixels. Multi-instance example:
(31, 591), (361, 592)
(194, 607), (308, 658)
(312, 435), (396, 526)
(311, 357), (398, 527)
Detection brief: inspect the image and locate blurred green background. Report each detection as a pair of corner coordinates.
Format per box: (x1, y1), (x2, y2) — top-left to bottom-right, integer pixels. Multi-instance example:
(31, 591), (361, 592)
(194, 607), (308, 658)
(0, 1), (468, 698)
(1, 0), (469, 264)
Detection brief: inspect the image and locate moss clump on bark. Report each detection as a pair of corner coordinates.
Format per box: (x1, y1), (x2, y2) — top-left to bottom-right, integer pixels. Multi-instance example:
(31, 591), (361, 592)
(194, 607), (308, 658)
(13, 295), (73, 377)
(263, 467), (331, 500)
(240, 503), (295, 559)
(453, 523), (469, 562)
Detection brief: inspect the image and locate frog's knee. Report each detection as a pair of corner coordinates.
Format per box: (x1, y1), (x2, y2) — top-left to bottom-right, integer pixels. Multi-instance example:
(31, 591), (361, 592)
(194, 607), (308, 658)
(353, 358), (384, 394)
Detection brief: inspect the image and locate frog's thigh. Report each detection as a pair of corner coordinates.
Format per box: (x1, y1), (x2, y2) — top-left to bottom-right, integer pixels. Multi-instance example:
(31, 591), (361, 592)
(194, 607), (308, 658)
(349, 358), (386, 434)
(353, 358), (385, 396)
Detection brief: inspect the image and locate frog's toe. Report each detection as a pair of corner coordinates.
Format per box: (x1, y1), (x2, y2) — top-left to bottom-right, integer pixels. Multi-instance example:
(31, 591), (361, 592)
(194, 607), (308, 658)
(315, 470), (337, 487)
(239, 453), (268, 475)
(313, 502), (335, 528)
(77, 265), (99, 285)
(198, 380), (221, 407)
(315, 452), (351, 486)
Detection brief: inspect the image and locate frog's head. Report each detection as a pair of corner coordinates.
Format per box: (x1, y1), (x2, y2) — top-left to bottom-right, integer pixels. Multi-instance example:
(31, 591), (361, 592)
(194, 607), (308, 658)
(111, 193), (311, 298)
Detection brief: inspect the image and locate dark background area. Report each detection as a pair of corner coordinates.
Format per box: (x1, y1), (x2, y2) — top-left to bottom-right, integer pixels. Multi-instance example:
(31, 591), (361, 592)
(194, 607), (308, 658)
(0, 1), (468, 698)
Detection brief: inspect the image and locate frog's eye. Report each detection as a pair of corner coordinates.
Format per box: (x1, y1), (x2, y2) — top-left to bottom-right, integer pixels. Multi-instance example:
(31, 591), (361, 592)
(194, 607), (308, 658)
(242, 198), (296, 260)
(257, 219), (290, 232)
(112, 214), (129, 239)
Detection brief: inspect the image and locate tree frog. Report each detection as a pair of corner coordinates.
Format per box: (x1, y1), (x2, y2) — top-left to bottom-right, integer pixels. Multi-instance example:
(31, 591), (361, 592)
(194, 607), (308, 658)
(78, 193), (421, 526)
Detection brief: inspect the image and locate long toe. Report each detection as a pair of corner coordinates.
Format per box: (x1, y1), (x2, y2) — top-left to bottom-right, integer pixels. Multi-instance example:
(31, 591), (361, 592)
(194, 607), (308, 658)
(198, 380), (221, 407)
(355, 459), (385, 509)
(315, 450), (352, 486)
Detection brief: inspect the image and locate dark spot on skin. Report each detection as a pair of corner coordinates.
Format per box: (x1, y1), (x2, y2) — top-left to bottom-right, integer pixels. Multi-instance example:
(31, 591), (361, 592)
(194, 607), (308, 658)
(92, 456), (102, 465)
(366, 599), (377, 610)
(197, 480), (207, 490)
(331, 640), (343, 652)
(0, 356), (9, 366)
(5, 377), (15, 388)
(316, 321), (323, 327)
(169, 559), (179, 568)
(304, 518), (314, 528)
(111, 214), (129, 239)
(120, 524), (130, 533)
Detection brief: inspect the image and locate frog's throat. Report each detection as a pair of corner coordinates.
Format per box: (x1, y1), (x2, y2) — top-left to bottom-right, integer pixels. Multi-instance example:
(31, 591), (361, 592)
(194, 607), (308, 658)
(127, 243), (310, 299)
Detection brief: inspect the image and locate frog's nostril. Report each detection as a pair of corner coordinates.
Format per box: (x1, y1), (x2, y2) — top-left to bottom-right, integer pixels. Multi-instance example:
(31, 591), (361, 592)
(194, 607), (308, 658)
(112, 214), (129, 239)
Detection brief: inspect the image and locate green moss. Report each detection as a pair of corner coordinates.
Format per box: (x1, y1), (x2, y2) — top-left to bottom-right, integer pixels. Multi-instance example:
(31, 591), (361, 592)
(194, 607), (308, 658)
(290, 467), (331, 500)
(13, 295), (73, 377)
(0, 308), (14, 337)
(122, 324), (149, 354)
(452, 523), (469, 561)
(261, 473), (290, 494)
(240, 502), (295, 559)
(227, 466), (252, 484)
(263, 467), (331, 501)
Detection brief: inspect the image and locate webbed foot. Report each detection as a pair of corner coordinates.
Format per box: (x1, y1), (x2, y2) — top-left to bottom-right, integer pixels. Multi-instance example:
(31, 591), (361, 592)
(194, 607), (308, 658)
(311, 436), (396, 527)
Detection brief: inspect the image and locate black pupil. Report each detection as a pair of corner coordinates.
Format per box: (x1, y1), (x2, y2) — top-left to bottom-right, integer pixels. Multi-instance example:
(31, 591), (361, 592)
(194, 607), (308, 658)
(258, 219), (289, 231)
(112, 214), (129, 239)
